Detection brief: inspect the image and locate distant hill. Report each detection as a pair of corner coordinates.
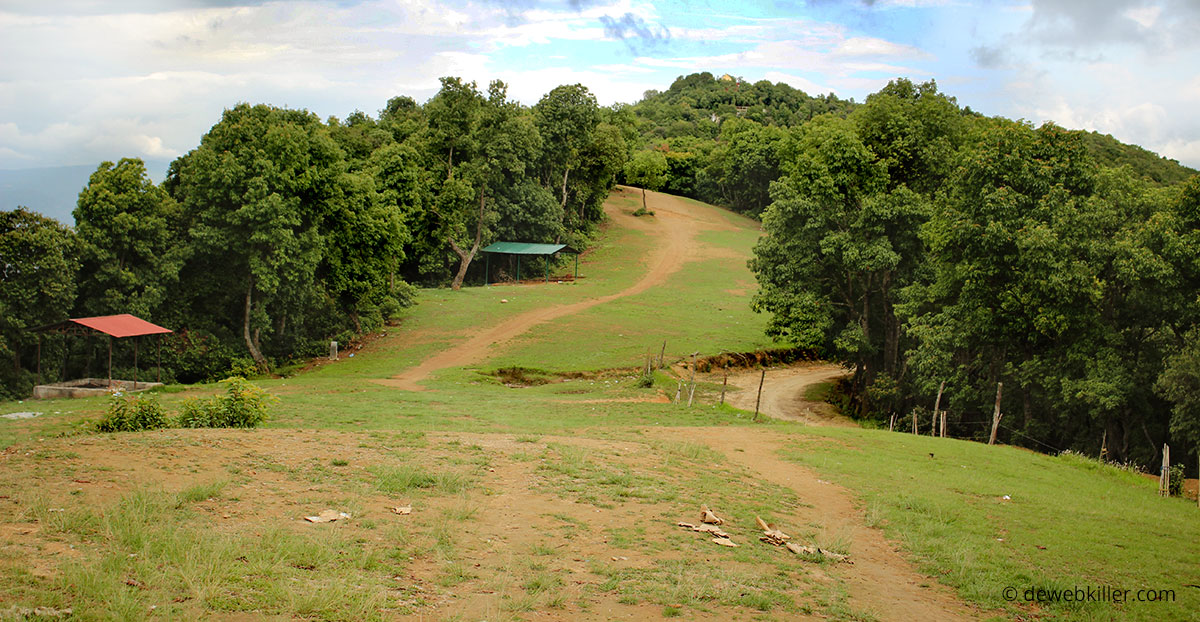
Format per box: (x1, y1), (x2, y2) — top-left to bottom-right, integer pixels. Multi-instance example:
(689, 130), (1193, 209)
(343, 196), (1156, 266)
(633, 72), (1196, 186)
(0, 160), (171, 224)
(1074, 130), (1197, 186)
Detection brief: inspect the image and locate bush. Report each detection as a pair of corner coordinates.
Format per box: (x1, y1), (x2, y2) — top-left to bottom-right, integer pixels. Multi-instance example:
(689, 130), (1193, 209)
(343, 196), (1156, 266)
(1168, 463), (1185, 497)
(176, 377), (276, 429)
(95, 393), (169, 433)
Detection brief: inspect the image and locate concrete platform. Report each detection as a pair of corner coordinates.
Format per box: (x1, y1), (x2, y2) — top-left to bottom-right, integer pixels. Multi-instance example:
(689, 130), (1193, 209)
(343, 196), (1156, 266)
(33, 378), (164, 399)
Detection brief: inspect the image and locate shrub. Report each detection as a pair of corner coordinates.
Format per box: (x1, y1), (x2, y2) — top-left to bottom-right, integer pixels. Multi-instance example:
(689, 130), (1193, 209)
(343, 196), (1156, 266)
(95, 393), (169, 433)
(176, 377), (276, 429)
(1168, 463), (1185, 497)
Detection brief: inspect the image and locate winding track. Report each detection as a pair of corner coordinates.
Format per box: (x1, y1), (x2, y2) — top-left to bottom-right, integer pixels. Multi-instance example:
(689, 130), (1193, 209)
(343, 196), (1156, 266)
(377, 187), (984, 620)
(378, 187), (709, 390)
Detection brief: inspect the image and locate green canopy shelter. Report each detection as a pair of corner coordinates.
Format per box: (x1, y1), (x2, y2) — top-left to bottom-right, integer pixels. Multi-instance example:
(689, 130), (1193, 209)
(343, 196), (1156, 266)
(480, 242), (580, 285)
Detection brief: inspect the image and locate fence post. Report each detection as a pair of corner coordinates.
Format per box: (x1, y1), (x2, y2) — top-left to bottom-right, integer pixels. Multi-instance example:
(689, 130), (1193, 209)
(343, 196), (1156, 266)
(753, 369), (765, 422)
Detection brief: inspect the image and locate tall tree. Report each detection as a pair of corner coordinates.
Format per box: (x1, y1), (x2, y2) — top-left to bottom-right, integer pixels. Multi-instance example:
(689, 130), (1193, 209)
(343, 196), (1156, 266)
(73, 158), (183, 319)
(751, 116), (927, 415)
(0, 208), (79, 397)
(534, 84), (599, 228)
(168, 104), (343, 368)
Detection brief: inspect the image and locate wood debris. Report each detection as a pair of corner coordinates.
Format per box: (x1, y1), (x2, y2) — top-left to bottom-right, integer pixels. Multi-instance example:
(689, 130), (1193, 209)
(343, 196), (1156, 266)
(700, 504), (724, 525)
(784, 542), (852, 563)
(755, 515), (850, 563)
(755, 516), (791, 545)
(677, 521), (729, 538)
(304, 509), (351, 523)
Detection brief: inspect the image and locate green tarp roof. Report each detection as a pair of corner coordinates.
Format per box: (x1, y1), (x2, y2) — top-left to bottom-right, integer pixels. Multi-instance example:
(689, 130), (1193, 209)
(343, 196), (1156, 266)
(480, 242), (579, 255)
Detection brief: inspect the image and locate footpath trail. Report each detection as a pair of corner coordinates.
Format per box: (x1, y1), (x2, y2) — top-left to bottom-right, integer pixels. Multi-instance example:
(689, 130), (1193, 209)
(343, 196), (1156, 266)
(722, 363), (856, 426)
(379, 187), (983, 619)
(653, 425), (981, 622)
(379, 187), (727, 390)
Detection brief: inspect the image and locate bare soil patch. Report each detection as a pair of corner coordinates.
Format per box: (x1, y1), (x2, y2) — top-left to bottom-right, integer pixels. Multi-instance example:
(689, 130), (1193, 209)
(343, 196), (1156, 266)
(721, 363), (855, 427)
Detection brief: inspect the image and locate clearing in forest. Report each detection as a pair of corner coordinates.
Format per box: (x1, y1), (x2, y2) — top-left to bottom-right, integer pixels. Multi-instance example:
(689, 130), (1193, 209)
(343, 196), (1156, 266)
(1, 188), (1197, 622)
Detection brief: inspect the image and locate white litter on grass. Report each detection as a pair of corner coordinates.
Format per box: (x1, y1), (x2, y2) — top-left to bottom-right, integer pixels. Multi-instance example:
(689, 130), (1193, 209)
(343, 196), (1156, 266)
(2, 412), (41, 420)
(304, 510), (352, 523)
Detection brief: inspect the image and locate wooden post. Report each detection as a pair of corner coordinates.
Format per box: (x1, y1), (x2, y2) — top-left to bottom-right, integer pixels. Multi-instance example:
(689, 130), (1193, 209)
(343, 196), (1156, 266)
(674, 379), (682, 403)
(686, 352), (698, 407)
(932, 381), (944, 436)
(753, 369), (765, 421)
(911, 409), (917, 434)
(988, 382), (1003, 445)
(940, 410), (947, 438)
(1100, 430), (1108, 461)
(1160, 444), (1170, 497)
(35, 336), (41, 386)
(720, 369), (728, 405)
(888, 413), (895, 432)
(659, 341), (666, 369)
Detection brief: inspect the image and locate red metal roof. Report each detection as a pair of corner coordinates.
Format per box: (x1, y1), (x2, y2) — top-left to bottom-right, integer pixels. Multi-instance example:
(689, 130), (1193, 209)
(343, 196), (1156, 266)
(69, 314), (172, 338)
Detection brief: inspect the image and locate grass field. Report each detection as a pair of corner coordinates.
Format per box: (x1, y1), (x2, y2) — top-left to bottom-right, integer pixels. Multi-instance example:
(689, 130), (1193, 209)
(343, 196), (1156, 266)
(2, 188), (1197, 621)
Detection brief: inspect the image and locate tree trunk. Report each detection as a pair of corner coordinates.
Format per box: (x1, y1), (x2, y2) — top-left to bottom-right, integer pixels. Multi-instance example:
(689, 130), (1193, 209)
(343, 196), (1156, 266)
(446, 146), (454, 180)
(449, 192), (487, 290)
(642, 187), (647, 211)
(243, 279), (267, 369)
(560, 167), (571, 211)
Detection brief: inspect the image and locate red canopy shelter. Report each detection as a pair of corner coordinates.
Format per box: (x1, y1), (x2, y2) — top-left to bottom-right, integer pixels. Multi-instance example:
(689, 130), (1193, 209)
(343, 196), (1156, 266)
(34, 314), (173, 388)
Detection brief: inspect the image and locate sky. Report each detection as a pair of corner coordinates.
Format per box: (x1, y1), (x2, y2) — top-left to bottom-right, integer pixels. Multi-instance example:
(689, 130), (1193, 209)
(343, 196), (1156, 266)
(1, 0), (1199, 175)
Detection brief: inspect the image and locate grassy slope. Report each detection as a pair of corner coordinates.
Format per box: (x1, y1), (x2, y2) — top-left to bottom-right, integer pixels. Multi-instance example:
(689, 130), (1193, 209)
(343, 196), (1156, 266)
(2, 189), (1198, 621)
(782, 428), (1199, 621)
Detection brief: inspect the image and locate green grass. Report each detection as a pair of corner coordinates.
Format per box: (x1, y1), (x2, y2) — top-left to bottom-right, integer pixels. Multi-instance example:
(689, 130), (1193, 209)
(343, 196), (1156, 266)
(5, 189), (1197, 621)
(779, 426), (1200, 621)
(371, 465), (469, 495)
(803, 380), (834, 402)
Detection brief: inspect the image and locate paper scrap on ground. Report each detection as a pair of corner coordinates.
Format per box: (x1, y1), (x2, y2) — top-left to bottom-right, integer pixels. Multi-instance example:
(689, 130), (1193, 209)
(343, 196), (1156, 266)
(1, 412), (41, 420)
(304, 509), (351, 523)
(390, 505), (412, 515)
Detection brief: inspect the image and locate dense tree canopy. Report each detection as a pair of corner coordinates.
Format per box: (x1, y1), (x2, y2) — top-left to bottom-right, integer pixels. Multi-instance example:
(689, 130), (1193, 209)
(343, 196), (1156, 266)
(2, 71), (1197, 477)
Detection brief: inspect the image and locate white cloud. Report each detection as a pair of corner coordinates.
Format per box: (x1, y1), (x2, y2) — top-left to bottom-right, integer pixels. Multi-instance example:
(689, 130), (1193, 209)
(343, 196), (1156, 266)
(832, 36), (929, 58)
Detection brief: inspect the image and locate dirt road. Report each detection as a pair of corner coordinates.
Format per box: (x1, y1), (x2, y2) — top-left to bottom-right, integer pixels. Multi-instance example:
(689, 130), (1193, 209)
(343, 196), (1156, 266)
(653, 426), (981, 621)
(380, 187), (725, 390)
(721, 363), (856, 426)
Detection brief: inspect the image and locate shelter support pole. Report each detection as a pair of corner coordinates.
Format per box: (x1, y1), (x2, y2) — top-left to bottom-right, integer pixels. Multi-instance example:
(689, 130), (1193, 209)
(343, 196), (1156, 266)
(545, 256), (549, 282)
(516, 256), (521, 283)
(574, 254), (579, 282)
(133, 337), (138, 390)
(107, 337), (113, 389)
(485, 253), (490, 286)
(36, 336), (42, 386)
(157, 335), (162, 384)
